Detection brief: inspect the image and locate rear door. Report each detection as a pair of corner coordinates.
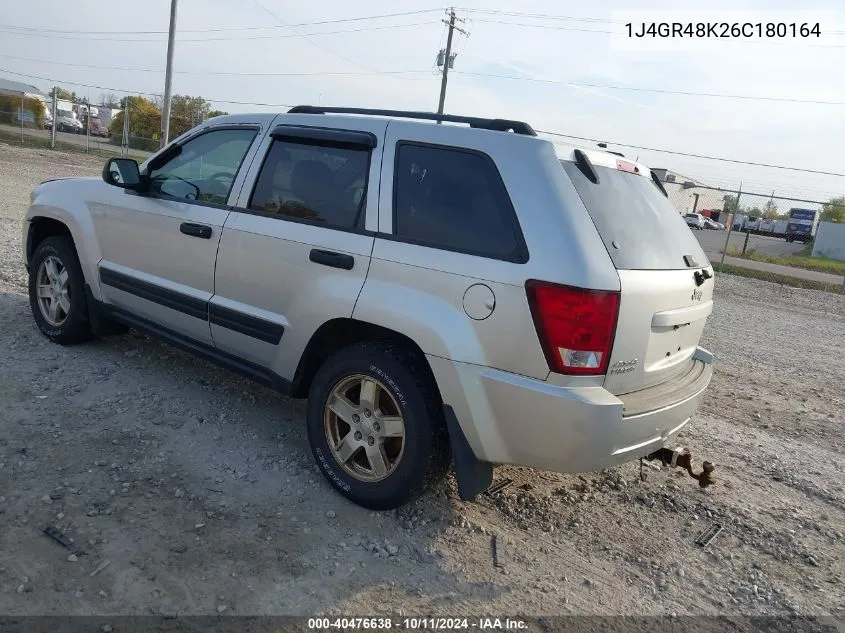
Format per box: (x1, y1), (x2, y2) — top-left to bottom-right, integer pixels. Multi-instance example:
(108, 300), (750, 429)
(561, 156), (713, 395)
(211, 118), (385, 381)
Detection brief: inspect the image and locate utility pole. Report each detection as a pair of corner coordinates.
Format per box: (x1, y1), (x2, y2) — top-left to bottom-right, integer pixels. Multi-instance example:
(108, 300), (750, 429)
(122, 98), (130, 156)
(436, 8), (467, 118)
(719, 182), (742, 270)
(50, 87), (57, 149)
(85, 95), (90, 154)
(160, 0), (178, 148)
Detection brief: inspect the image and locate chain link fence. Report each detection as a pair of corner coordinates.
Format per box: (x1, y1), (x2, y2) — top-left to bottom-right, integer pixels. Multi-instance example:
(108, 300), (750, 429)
(0, 88), (199, 160)
(662, 180), (845, 293)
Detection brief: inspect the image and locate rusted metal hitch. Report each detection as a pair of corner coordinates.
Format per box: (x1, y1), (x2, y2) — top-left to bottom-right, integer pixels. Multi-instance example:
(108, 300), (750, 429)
(645, 447), (715, 488)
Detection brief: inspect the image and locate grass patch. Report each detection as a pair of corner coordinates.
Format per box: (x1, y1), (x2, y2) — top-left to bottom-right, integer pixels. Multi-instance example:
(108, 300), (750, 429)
(716, 263), (843, 294)
(726, 245), (845, 276)
(0, 129), (148, 160)
(796, 243), (814, 257)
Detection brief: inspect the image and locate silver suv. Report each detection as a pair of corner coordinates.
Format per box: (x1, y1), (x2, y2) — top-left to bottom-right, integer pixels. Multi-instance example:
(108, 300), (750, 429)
(23, 106), (714, 509)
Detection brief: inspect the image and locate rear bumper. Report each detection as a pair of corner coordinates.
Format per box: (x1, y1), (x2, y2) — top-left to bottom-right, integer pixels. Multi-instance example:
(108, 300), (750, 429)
(428, 347), (713, 474)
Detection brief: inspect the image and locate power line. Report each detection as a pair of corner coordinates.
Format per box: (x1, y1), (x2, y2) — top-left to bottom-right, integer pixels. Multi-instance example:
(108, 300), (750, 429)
(248, 0), (379, 75)
(0, 20), (438, 42)
(457, 8), (616, 24)
(472, 19), (612, 34)
(460, 8), (845, 34)
(539, 130), (845, 177)
(7, 51), (839, 106)
(0, 53), (430, 78)
(0, 9), (445, 35)
(0, 68), (294, 107)
(453, 71), (845, 105)
(8, 9), (841, 36)
(4, 65), (841, 179)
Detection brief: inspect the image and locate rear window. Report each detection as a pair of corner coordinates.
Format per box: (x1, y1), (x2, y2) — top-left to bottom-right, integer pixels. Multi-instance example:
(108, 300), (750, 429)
(562, 162), (709, 270)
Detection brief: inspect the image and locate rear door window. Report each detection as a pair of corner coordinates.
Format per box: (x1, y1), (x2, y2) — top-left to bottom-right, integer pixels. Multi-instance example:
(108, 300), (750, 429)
(562, 162), (708, 270)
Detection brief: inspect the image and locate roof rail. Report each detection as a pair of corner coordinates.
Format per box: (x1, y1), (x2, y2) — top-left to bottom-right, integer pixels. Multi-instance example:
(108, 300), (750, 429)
(287, 105), (537, 136)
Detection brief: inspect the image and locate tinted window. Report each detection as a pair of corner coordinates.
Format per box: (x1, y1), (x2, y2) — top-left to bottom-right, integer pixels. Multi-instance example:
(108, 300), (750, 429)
(148, 128), (257, 205)
(249, 140), (370, 229)
(393, 143), (525, 261)
(562, 162), (709, 270)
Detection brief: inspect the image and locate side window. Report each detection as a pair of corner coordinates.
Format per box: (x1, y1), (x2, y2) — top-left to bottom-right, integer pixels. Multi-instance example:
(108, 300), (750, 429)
(248, 139), (370, 229)
(148, 128), (258, 205)
(393, 143), (526, 262)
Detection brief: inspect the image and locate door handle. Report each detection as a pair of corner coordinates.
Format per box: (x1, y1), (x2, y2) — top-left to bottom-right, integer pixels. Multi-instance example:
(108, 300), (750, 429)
(309, 249), (354, 270)
(180, 222), (212, 239)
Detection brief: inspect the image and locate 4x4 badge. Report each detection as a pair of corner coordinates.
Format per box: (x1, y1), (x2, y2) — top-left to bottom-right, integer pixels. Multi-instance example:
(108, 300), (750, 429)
(691, 288), (704, 301)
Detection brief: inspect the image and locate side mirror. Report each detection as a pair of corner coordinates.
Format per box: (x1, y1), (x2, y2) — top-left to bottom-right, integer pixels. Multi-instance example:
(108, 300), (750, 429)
(102, 158), (144, 190)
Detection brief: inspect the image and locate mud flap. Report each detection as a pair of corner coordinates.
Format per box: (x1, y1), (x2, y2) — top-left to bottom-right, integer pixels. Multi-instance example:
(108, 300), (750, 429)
(443, 404), (493, 501)
(85, 284), (125, 336)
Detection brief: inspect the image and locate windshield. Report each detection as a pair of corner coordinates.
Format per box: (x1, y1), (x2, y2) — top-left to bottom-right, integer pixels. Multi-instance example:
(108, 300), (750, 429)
(562, 161), (709, 270)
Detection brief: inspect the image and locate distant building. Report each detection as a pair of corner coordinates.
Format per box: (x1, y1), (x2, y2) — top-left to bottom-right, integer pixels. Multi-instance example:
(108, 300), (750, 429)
(0, 78), (47, 124)
(652, 168), (729, 219)
(0, 78), (46, 101)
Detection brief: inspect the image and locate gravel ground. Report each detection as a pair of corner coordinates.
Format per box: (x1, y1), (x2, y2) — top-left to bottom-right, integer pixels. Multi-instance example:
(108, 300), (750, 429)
(0, 144), (843, 620)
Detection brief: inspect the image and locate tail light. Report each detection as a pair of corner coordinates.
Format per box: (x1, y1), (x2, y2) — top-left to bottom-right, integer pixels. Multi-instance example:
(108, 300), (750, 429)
(526, 280), (620, 376)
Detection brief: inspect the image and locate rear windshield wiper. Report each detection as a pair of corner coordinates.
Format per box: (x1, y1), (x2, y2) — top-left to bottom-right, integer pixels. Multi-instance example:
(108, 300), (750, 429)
(651, 171), (669, 198)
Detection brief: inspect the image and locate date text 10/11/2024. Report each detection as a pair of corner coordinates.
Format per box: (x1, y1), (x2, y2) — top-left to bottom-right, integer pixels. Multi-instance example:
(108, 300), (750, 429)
(307, 617), (529, 631)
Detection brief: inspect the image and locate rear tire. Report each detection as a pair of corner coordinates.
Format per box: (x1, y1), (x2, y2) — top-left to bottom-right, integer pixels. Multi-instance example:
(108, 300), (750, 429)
(28, 236), (92, 345)
(306, 342), (451, 510)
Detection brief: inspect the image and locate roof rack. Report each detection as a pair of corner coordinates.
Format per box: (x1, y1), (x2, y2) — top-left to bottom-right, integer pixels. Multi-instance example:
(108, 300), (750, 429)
(287, 105), (537, 137)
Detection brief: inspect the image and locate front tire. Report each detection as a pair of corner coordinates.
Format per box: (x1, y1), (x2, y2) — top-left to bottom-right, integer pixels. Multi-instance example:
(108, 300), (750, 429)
(306, 342), (451, 510)
(28, 236), (91, 345)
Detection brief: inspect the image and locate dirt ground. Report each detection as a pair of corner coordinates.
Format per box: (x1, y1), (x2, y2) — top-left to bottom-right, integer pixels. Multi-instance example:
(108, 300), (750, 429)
(0, 144), (843, 620)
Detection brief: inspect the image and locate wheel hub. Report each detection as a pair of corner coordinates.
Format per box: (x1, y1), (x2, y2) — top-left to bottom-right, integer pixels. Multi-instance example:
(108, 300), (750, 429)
(357, 417), (373, 437)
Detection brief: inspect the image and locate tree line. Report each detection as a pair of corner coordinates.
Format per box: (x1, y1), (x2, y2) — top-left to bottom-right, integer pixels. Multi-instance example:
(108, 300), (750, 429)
(723, 193), (845, 223)
(107, 95), (228, 151)
(50, 88), (229, 151)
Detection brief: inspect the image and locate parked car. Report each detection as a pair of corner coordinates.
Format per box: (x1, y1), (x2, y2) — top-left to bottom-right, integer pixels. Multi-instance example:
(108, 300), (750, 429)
(685, 213), (706, 230)
(703, 218), (723, 230)
(22, 106), (714, 509)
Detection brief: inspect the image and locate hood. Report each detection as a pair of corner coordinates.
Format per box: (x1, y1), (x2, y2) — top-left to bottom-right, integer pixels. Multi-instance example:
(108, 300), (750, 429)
(31, 176), (99, 204)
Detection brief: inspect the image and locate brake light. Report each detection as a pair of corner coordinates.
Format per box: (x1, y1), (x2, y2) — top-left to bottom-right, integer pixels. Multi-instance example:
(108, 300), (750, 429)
(526, 280), (620, 376)
(616, 159), (640, 174)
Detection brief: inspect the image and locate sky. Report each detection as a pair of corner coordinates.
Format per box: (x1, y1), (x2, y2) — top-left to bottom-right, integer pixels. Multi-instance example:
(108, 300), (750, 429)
(1, 0), (843, 207)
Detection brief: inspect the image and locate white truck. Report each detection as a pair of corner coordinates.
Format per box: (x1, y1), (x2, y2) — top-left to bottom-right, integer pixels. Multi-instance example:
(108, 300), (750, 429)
(53, 99), (83, 134)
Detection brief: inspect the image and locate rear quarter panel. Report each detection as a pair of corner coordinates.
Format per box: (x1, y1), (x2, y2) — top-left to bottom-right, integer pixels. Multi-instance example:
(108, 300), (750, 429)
(354, 121), (620, 379)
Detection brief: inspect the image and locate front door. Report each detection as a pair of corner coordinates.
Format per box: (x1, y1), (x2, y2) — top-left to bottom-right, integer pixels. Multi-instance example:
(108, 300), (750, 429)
(211, 117), (386, 382)
(92, 125), (262, 344)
